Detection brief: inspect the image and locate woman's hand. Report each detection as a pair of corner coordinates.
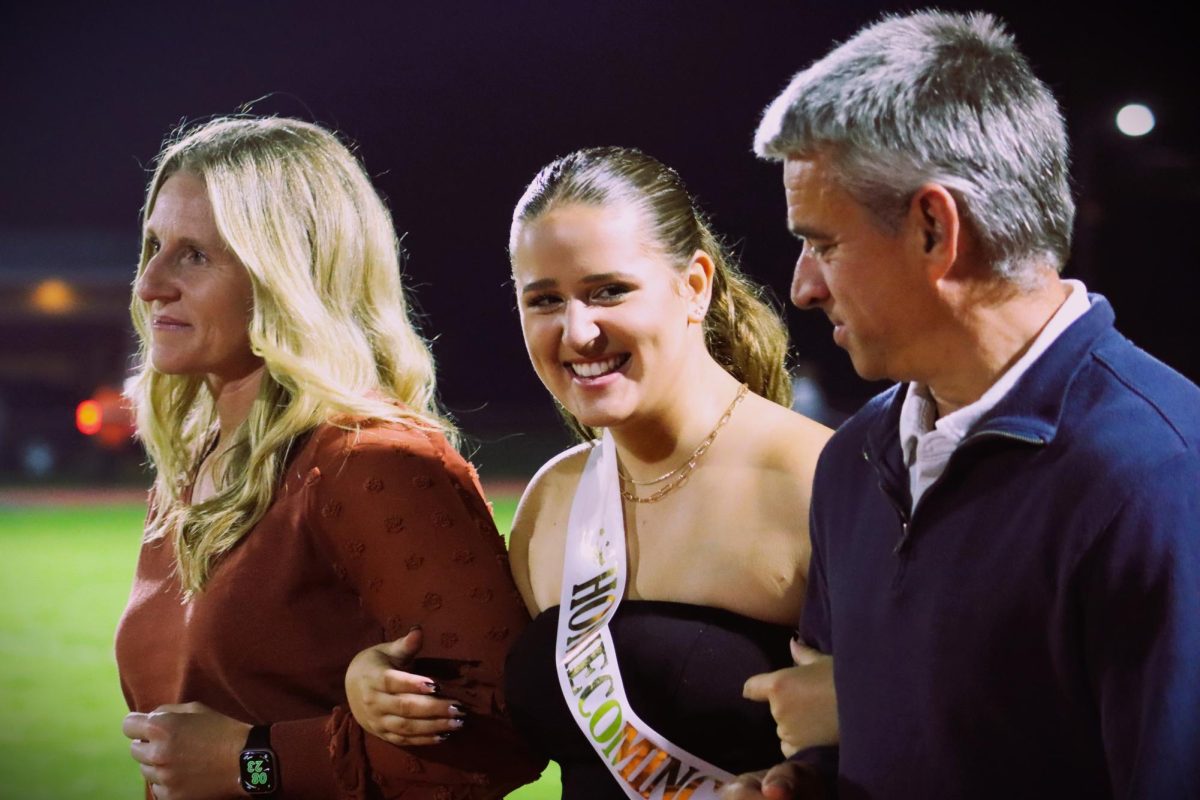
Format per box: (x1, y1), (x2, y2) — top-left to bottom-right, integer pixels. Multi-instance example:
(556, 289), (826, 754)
(743, 639), (838, 756)
(344, 627), (467, 746)
(121, 701), (249, 800)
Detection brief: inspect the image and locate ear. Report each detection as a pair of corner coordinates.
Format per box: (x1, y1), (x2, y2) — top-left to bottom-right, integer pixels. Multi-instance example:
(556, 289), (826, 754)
(683, 249), (716, 323)
(905, 183), (960, 284)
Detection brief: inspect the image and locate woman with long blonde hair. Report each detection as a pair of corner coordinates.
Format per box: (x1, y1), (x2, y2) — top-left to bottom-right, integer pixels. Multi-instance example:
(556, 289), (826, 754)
(115, 116), (543, 799)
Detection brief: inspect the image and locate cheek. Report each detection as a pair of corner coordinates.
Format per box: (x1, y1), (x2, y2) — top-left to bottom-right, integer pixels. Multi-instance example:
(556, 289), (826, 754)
(519, 317), (558, 371)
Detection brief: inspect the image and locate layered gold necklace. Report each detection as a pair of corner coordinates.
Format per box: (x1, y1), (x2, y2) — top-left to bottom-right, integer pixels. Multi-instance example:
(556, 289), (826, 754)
(617, 383), (748, 504)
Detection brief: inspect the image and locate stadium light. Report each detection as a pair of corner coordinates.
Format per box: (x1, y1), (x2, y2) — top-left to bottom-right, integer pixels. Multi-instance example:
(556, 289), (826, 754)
(76, 399), (103, 435)
(1116, 103), (1155, 137)
(30, 278), (79, 314)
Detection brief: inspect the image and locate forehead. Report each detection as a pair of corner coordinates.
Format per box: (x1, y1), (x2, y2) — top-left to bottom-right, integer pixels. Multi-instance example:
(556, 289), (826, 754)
(512, 202), (654, 279)
(783, 154), (839, 208)
(147, 171), (216, 231)
(782, 153), (872, 233)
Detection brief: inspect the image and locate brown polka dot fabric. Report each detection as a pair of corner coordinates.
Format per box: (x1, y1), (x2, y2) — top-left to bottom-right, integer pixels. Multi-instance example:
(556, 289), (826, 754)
(115, 421), (544, 800)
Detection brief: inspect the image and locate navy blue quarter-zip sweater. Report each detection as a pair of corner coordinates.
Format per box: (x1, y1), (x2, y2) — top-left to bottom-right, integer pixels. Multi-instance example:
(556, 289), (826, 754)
(800, 296), (1200, 799)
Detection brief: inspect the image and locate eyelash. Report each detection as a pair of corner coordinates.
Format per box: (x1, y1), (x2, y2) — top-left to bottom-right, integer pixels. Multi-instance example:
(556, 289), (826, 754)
(524, 284), (633, 310)
(146, 238), (207, 266)
(804, 240), (833, 259)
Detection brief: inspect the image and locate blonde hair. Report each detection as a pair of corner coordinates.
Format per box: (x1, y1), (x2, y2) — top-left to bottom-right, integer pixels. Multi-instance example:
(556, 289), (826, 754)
(510, 146), (792, 440)
(128, 116), (452, 595)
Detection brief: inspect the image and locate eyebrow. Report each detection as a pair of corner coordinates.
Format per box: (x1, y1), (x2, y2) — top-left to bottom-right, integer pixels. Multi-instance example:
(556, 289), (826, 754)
(141, 227), (212, 251)
(520, 271), (635, 295)
(787, 222), (831, 241)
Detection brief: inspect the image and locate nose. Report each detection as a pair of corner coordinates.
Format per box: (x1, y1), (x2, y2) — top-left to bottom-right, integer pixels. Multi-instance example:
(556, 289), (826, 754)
(790, 251), (830, 310)
(135, 251), (177, 305)
(562, 300), (602, 352)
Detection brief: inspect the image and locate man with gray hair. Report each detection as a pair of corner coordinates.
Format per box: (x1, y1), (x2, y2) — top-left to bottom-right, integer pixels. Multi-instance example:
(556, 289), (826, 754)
(727, 11), (1200, 799)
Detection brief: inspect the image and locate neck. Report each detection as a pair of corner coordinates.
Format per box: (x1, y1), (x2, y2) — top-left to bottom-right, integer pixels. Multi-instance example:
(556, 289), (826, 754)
(926, 273), (1069, 416)
(609, 357), (742, 479)
(206, 365), (266, 447)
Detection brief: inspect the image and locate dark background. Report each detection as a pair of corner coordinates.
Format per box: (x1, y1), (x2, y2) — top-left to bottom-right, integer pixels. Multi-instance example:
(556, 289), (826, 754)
(1, 1), (1195, 481)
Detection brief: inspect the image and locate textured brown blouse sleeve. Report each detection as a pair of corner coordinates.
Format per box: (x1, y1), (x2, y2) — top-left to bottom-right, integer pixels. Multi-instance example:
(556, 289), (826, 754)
(276, 423), (545, 799)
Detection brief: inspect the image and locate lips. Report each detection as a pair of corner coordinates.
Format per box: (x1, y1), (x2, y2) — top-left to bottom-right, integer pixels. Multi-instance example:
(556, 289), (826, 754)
(566, 354), (629, 378)
(152, 314), (190, 328)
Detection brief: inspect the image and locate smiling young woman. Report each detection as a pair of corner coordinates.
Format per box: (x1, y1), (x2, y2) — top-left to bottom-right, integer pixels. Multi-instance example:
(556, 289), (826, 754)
(344, 147), (839, 799)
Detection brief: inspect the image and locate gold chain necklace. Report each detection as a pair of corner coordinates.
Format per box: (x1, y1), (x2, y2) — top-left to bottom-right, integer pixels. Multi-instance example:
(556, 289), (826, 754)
(618, 383), (748, 504)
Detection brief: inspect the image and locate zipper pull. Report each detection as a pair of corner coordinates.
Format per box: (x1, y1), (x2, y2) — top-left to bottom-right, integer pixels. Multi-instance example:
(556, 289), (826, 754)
(893, 520), (910, 555)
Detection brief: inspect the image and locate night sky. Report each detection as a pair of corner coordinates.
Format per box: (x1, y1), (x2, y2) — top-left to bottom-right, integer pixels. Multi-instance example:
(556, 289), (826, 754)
(3, 1), (1196, 451)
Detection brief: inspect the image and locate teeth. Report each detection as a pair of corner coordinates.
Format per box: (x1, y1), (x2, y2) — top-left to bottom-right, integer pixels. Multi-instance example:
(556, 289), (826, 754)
(570, 356), (624, 378)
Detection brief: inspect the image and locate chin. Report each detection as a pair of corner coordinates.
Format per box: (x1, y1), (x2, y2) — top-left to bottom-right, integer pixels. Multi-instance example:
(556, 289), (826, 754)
(847, 352), (890, 383)
(149, 356), (190, 376)
(567, 400), (636, 431)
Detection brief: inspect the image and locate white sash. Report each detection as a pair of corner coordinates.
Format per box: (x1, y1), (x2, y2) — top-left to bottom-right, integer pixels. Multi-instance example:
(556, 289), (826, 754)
(555, 431), (733, 800)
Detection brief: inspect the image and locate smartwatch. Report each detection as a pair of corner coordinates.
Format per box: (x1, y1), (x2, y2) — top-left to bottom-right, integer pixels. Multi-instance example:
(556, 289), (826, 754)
(239, 724), (279, 795)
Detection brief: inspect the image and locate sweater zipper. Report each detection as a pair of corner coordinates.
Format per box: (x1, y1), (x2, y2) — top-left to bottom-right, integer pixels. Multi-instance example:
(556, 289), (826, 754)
(866, 428), (1046, 556)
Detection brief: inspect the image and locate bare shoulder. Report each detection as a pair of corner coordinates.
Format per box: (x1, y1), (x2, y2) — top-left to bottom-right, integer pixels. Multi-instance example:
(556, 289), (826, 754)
(738, 394), (833, 476)
(508, 442), (594, 615)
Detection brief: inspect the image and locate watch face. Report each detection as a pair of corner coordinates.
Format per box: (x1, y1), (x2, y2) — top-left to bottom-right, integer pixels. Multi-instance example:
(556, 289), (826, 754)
(240, 749), (277, 794)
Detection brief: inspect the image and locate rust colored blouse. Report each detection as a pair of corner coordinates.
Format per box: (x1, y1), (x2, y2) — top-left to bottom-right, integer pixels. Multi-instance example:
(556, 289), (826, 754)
(115, 421), (545, 799)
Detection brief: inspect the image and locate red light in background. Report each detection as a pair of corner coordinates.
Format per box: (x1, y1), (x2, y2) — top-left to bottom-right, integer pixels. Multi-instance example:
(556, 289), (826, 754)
(76, 399), (103, 435)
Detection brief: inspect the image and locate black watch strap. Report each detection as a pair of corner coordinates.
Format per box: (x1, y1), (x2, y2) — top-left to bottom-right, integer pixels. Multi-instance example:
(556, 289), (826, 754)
(245, 724), (272, 750)
(240, 724), (279, 795)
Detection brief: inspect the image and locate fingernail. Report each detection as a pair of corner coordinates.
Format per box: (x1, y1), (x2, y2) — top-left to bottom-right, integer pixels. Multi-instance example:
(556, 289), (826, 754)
(407, 624), (422, 634)
(436, 732), (453, 742)
(791, 628), (801, 641)
(424, 681), (440, 694)
(450, 718), (465, 729)
(449, 704), (466, 717)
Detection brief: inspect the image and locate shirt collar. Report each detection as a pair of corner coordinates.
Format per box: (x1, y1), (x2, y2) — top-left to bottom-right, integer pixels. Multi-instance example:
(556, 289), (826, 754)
(899, 279), (1091, 462)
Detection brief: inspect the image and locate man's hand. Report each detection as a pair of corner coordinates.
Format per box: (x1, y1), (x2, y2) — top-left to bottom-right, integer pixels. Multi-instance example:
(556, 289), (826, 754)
(743, 639), (837, 756)
(720, 761), (825, 800)
(121, 701), (249, 800)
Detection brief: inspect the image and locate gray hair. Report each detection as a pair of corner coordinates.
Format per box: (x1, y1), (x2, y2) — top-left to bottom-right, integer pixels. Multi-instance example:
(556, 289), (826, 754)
(754, 11), (1074, 283)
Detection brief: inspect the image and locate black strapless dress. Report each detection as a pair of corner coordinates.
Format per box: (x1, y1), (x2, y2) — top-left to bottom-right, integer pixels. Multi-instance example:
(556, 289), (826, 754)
(504, 600), (794, 799)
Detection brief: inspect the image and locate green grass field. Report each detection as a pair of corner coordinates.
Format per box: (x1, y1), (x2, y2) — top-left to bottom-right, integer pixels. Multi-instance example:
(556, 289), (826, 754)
(0, 498), (560, 799)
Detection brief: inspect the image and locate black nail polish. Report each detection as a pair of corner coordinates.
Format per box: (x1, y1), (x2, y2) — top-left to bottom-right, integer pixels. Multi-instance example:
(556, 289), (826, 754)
(449, 704), (466, 717)
(425, 681), (440, 694)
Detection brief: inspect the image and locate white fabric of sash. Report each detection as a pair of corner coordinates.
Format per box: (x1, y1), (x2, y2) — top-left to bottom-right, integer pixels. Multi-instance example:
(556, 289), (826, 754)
(555, 431), (733, 800)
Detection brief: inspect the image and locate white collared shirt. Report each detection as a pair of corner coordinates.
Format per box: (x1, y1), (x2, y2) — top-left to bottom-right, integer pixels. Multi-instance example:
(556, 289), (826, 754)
(899, 279), (1091, 511)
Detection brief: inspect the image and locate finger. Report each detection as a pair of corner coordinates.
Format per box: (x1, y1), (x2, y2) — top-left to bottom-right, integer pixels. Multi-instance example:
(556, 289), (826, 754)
(372, 693), (465, 721)
(742, 670), (777, 702)
(129, 738), (161, 766)
(380, 668), (442, 696)
(761, 762), (804, 800)
(790, 639), (825, 667)
(718, 772), (766, 800)
(123, 712), (157, 740)
(380, 627), (424, 667)
(381, 713), (466, 737)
